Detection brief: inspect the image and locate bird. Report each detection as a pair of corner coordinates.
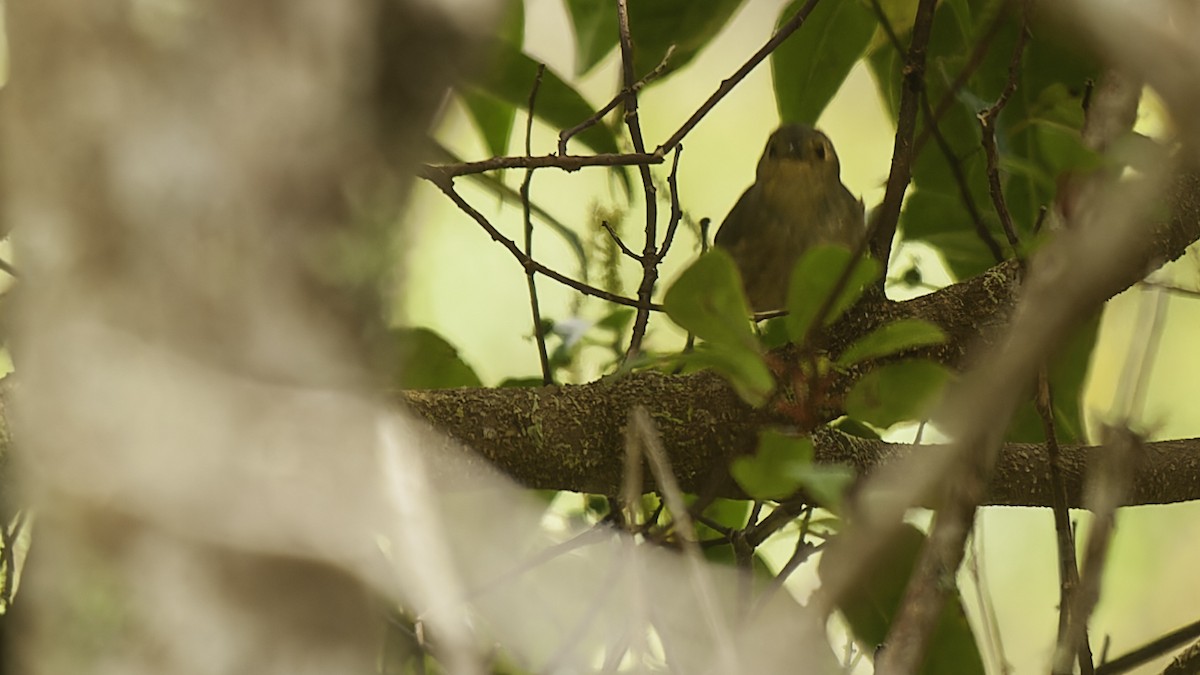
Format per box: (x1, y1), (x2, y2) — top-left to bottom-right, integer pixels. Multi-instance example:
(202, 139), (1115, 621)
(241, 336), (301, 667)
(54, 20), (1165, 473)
(714, 124), (865, 312)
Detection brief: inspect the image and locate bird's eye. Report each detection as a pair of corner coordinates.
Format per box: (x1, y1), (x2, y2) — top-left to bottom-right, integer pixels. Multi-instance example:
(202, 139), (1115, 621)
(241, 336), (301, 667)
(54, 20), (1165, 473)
(813, 141), (827, 161)
(767, 142), (778, 160)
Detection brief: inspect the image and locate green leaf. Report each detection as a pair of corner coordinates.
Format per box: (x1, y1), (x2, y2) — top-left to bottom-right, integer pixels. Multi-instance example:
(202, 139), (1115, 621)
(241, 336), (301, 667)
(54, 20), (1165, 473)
(391, 327), (483, 389)
(837, 319), (947, 366)
(797, 464), (855, 514)
(845, 360), (950, 428)
(565, 0), (619, 76)
(627, 0), (745, 81)
(731, 431), (854, 508)
(785, 245), (881, 344)
(664, 250), (758, 351)
(462, 89), (516, 159)
(461, 0), (523, 157)
(678, 344), (774, 407)
(772, 0), (877, 124)
(467, 39), (621, 156)
(901, 187), (1003, 280)
(731, 431), (815, 500)
(665, 250), (773, 405)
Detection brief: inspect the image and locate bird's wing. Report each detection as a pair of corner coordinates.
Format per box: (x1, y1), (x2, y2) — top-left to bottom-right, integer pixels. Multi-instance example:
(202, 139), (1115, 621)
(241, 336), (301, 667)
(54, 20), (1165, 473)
(714, 185), (759, 250)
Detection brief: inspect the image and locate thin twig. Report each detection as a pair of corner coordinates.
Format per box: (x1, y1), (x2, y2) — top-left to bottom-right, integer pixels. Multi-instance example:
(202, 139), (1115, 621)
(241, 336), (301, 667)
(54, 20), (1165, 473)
(658, 0), (824, 155)
(978, 13), (1030, 251)
(658, 147), (686, 259)
(601, 220), (642, 261)
(558, 45), (677, 155)
(429, 140), (591, 282)
(868, 0), (939, 265)
(617, 0), (661, 361)
(1037, 371), (1095, 674)
(428, 175), (663, 311)
(421, 151), (663, 181)
(1094, 618), (1200, 674)
(0, 257), (18, 279)
(869, 0), (1006, 263)
(521, 64), (553, 386)
(913, 8), (1009, 154)
(1054, 426), (1141, 674)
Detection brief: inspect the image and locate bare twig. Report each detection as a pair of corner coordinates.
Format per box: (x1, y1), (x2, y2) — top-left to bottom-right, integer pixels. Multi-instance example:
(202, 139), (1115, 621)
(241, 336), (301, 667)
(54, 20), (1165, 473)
(617, 0), (661, 361)
(601, 220), (642, 261)
(978, 14), (1030, 251)
(421, 151), (663, 181)
(521, 64), (553, 386)
(868, 0), (938, 265)
(658, 147), (686, 260)
(913, 8), (1009, 154)
(869, 0), (1006, 263)
(0, 257), (18, 279)
(1094, 618), (1200, 674)
(1038, 372), (1094, 674)
(557, 45), (677, 155)
(1054, 426), (1141, 673)
(657, 0), (824, 155)
(427, 174), (663, 311)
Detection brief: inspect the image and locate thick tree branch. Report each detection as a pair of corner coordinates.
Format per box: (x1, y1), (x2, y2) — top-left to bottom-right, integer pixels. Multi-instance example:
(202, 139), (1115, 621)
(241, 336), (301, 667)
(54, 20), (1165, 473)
(401, 168), (1200, 505)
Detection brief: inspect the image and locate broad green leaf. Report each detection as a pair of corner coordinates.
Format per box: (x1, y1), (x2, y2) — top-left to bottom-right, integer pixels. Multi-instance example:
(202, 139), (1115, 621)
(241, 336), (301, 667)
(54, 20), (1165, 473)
(796, 464), (855, 514)
(391, 327), (482, 389)
(785, 245), (881, 344)
(901, 187), (1004, 280)
(596, 307), (635, 333)
(467, 39), (621, 156)
(730, 431), (855, 508)
(627, 0), (745, 81)
(820, 524), (985, 674)
(679, 344), (773, 407)
(837, 318), (947, 366)
(462, 90), (516, 159)
(461, 0), (523, 157)
(665, 251), (772, 404)
(565, 0), (619, 76)
(664, 250), (758, 351)
(772, 0), (877, 125)
(845, 360), (950, 428)
(731, 431), (815, 500)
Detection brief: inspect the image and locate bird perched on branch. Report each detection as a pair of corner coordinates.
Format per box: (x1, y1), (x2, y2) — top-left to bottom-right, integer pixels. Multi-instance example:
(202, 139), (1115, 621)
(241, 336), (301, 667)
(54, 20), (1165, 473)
(715, 124), (865, 312)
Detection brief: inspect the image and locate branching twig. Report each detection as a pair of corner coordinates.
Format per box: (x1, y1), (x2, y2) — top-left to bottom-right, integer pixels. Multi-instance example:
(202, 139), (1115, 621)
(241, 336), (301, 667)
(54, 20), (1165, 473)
(616, 0), (660, 361)
(1037, 372), (1094, 674)
(658, 147), (686, 260)
(978, 14), (1030, 251)
(557, 45), (677, 155)
(521, 64), (553, 385)
(1094, 618), (1200, 675)
(421, 151), (663, 181)
(868, 0), (939, 265)
(869, 0), (1006, 264)
(657, 0), (824, 155)
(1054, 427), (1141, 673)
(601, 221), (641, 261)
(913, 8), (1009, 154)
(428, 175), (663, 311)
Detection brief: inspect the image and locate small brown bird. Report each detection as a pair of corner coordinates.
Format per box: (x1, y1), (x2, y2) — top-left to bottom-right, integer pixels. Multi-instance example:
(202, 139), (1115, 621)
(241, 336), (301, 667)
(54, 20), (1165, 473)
(715, 124), (865, 312)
